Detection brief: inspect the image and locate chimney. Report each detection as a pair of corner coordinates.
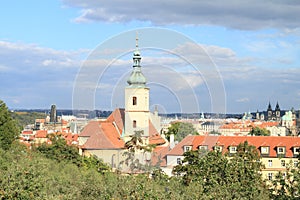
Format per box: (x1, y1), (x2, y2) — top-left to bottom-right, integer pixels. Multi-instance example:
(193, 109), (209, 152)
(169, 134), (175, 149)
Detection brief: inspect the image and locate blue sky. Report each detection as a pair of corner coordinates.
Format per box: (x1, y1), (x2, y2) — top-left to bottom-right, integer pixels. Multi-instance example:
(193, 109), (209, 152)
(0, 0), (300, 114)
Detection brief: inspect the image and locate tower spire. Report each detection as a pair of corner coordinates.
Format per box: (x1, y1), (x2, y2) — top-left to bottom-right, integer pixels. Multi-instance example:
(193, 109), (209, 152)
(127, 34), (146, 88)
(136, 31), (139, 49)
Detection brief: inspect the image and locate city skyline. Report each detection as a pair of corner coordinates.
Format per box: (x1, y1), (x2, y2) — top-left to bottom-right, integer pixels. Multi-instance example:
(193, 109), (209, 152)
(1, 1), (300, 113)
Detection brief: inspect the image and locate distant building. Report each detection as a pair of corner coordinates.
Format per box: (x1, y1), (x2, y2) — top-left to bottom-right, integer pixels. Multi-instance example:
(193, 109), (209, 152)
(162, 135), (300, 180)
(256, 102), (281, 121)
(50, 104), (57, 123)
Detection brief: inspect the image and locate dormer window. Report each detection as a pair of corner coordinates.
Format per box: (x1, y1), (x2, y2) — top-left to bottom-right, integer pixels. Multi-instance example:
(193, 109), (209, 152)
(229, 146), (237, 154)
(214, 146), (223, 152)
(260, 146), (270, 156)
(183, 145), (192, 152)
(277, 146), (286, 157)
(293, 147), (300, 157)
(198, 145), (208, 152)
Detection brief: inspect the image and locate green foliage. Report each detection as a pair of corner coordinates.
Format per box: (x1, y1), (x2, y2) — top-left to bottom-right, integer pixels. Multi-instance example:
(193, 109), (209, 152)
(3, 131), (300, 199)
(173, 141), (269, 199)
(11, 111), (46, 129)
(0, 100), (20, 150)
(35, 134), (110, 173)
(270, 161), (300, 199)
(36, 135), (82, 166)
(166, 121), (198, 142)
(121, 131), (157, 173)
(209, 130), (221, 135)
(249, 126), (270, 136)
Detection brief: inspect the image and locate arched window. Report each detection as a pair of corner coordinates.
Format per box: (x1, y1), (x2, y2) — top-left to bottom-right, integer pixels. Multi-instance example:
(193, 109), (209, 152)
(133, 120), (137, 128)
(133, 96), (137, 105)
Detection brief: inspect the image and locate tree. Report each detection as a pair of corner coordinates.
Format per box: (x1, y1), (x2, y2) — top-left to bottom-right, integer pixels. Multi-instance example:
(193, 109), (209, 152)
(270, 161), (300, 199)
(166, 122), (198, 142)
(122, 130), (155, 173)
(36, 134), (82, 166)
(173, 141), (269, 199)
(249, 127), (270, 136)
(0, 100), (20, 150)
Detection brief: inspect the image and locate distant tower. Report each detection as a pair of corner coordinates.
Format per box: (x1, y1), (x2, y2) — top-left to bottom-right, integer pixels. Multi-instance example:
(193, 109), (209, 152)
(275, 102), (281, 121)
(50, 104), (57, 123)
(260, 113), (265, 121)
(256, 110), (260, 120)
(291, 107), (296, 120)
(124, 34), (150, 142)
(267, 102), (273, 121)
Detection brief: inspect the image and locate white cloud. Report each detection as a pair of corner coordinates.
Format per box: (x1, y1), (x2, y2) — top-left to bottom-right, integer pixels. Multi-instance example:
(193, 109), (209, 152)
(0, 64), (10, 72)
(1, 38), (299, 112)
(236, 98), (250, 103)
(63, 0), (300, 30)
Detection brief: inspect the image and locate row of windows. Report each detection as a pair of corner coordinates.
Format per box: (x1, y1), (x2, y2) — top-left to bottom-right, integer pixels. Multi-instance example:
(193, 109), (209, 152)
(196, 145), (300, 157)
(267, 172), (287, 181)
(267, 159), (298, 167)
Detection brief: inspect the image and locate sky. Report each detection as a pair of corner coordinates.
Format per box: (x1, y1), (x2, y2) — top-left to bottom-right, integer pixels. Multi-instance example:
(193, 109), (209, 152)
(0, 0), (300, 114)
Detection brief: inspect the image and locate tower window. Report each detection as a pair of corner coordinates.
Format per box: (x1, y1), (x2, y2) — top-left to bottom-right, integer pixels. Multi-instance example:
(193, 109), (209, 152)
(133, 97), (137, 105)
(133, 120), (137, 128)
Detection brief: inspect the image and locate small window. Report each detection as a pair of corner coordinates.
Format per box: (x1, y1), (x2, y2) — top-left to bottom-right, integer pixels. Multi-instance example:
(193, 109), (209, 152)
(293, 147), (300, 155)
(283, 172), (287, 178)
(177, 158), (182, 164)
(268, 173), (273, 181)
(214, 146), (223, 152)
(261, 146), (269, 154)
(133, 120), (137, 128)
(268, 160), (273, 167)
(277, 147), (286, 155)
(198, 145), (208, 152)
(133, 97), (137, 105)
(184, 146), (192, 152)
(229, 146), (237, 154)
(294, 160), (298, 167)
(281, 160), (286, 167)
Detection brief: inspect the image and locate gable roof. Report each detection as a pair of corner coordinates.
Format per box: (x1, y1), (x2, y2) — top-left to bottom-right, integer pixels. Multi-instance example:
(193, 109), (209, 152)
(106, 108), (125, 131)
(149, 120), (166, 145)
(79, 121), (101, 137)
(81, 121), (125, 149)
(80, 109), (125, 150)
(151, 145), (170, 167)
(168, 135), (300, 158)
(80, 108), (165, 150)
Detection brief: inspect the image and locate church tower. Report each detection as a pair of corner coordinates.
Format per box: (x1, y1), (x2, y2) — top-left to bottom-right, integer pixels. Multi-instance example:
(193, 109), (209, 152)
(124, 35), (150, 142)
(275, 102), (281, 121)
(267, 102), (273, 121)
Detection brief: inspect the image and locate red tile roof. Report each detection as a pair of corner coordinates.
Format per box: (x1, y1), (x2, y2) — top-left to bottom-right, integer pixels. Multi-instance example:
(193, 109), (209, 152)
(151, 145), (170, 167)
(22, 130), (33, 135)
(79, 121), (101, 137)
(168, 135), (300, 158)
(82, 122), (125, 149)
(106, 108), (125, 131)
(80, 108), (165, 150)
(149, 120), (166, 145)
(35, 130), (47, 138)
(80, 109), (125, 150)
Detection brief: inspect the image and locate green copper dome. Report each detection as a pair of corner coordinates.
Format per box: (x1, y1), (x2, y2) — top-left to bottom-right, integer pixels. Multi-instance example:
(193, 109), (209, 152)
(127, 37), (147, 88)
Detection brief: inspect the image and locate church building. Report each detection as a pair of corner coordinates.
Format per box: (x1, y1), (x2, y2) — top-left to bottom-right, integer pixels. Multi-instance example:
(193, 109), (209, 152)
(256, 102), (281, 121)
(78, 37), (166, 171)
